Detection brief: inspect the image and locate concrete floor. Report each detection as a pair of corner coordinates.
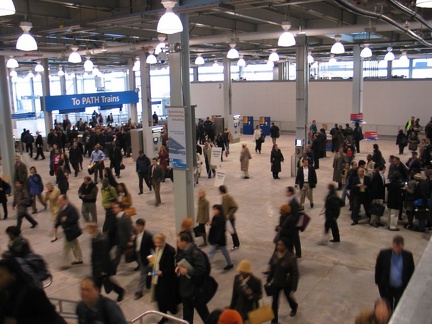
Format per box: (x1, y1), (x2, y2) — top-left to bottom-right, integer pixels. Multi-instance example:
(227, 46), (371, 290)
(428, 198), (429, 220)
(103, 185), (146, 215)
(1, 134), (430, 324)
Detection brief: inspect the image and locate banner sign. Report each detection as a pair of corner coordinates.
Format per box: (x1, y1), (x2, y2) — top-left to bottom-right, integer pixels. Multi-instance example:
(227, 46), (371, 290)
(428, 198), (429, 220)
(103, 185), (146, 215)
(211, 147), (222, 166)
(214, 169), (226, 187)
(11, 112), (36, 119)
(364, 131), (378, 140)
(44, 91), (139, 112)
(350, 113), (364, 122)
(167, 107), (187, 169)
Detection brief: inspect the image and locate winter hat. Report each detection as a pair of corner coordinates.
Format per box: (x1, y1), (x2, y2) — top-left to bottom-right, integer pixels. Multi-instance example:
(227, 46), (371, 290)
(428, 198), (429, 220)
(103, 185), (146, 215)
(218, 310), (243, 324)
(237, 259), (252, 274)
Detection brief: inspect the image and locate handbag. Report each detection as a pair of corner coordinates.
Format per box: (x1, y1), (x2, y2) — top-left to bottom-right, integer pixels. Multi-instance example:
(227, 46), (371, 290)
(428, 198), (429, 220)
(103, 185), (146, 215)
(65, 224), (82, 242)
(124, 245), (136, 263)
(193, 225), (203, 238)
(193, 275), (218, 304)
(120, 163), (125, 170)
(263, 282), (274, 296)
(248, 304), (275, 324)
(125, 207), (137, 216)
(370, 203), (385, 216)
(296, 213), (311, 232)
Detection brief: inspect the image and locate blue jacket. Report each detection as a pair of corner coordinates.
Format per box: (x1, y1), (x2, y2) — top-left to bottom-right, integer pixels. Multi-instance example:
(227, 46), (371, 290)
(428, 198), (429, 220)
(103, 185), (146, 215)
(28, 174), (44, 196)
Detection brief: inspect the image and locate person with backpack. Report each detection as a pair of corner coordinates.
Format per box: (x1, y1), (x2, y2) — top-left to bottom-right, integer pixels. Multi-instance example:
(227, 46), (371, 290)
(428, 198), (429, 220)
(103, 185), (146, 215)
(5, 226), (31, 258)
(13, 180), (38, 230)
(28, 166), (47, 214)
(175, 232), (211, 324)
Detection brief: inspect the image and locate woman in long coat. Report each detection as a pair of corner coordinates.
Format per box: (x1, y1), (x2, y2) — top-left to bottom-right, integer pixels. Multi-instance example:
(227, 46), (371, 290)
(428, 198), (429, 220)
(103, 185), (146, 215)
(44, 182), (61, 242)
(333, 146), (348, 189)
(270, 144), (284, 179)
(240, 144), (252, 179)
(151, 233), (181, 324)
(385, 172), (404, 231)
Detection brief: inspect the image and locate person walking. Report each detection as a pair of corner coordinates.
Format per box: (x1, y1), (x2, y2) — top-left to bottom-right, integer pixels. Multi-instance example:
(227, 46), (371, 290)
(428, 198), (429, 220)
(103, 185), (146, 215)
(90, 144), (106, 184)
(333, 146), (348, 190)
(14, 156), (28, 188)
(385, 172), (404, 231)
(44, 182), (61, 242)
(149, 158), (164, 206)
(267, 239), (299, 322)
(78, 176), (99, 223)
(270, 144), (284, 179)
(396, 129), (408, 155)
(196, 189), (209, 247)
(353, 122), (363, 153)
(101, 178), (118, 249)
(207, 204), (234, 271)
(219, 185), (240, 251)
(33, 131), (46, 160)
(56, 195), (83, 269)
(136, 150), (152, 194)
(253, 125), (263, 154)
(295, 159), (318, 209)
(69, 140), (83, 177)
(13, 180), (37, 230)
(0, 177), (9, 220)
(375, 235), (415, 310)
(277, 202), (301, 258)
(269, 122), (280, 145)
(223, 127), (232, 157)
(323, 183), (343, 243)
(111, 201), (134, 271)
(28, 166), (47, 214)
(240, 144), (252, 179)
(109, 141), (123, 178)
(369, 165), (386, 228)
(350, 167), (372, 225)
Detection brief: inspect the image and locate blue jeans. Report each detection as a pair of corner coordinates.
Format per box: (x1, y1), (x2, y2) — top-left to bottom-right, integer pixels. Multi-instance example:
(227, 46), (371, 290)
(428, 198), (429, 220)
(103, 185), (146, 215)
(207, 244), (232, 266)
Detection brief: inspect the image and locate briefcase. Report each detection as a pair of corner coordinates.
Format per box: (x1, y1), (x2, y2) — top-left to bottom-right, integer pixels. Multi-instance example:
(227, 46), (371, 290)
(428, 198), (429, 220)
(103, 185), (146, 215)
(296, 213), (311, 232)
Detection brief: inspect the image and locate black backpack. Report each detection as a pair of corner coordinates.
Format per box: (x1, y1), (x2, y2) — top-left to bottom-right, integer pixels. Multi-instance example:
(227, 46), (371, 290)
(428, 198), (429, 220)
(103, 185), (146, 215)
(16, 252), (51, 287)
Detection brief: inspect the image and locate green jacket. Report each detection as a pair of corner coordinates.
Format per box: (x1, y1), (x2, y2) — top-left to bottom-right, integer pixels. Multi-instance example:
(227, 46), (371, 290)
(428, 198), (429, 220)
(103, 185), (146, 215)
(101, 185), (118, 209)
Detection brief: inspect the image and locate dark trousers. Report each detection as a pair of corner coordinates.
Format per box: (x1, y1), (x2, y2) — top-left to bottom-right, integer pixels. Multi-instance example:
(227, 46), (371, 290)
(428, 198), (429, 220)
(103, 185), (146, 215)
(351, 196), (371, 221)
(379, 285), (404, 310)
(94, 275), (123, 295)
(103, 209), (117, 250)
(229, 218), (240, 248)
(255, 140), (262, 153)
(313, 154), (319, 169)
(93, 162), (104, 183)
(271, 286), (298, 323)
(355, 140), (360, 153)
(138, 172), (151, 192)
(285, 232), (302, 258)
(26, 143), (33, 157)
(398, 144), (405, 155)
(182, 296), (209, 324)
(1, 201), (7, 219)
(71, 162), (79, 177)
(17, 212), (37, 229)
(325, 218), (340, 241)
(34, 147), (45, 160)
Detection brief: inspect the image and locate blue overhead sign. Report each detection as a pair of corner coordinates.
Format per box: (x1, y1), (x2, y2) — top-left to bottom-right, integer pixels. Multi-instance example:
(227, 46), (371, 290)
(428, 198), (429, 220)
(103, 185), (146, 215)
(12, 112), (36, 119)
(44, 91), (139, 112)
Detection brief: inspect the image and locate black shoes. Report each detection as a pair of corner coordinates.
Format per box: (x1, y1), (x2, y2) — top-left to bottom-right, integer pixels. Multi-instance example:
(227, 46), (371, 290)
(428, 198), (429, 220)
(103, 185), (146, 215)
(310, 203), (314, 208)
(290, 307), (298, 317)
(223, 264), (234, 271)
(117, 289), (126, 302)
(330, 239), (340, 243)
(30, 223), (38, 228)
(134, 292), (143, 300)
(351, 221), (358, 226)
(138, 191), (143, 195)
(71, 261), (83, 265)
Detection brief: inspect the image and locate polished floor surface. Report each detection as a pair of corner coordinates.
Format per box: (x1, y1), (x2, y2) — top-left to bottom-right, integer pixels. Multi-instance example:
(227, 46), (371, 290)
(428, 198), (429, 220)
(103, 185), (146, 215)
(1, 134), (430, 323)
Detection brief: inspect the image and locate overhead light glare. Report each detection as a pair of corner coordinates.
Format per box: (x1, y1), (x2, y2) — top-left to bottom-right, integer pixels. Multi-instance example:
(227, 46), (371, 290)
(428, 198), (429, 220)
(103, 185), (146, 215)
(399, 51), (408, 62)
(237, 56), (246, 67)
(416, 0), (432, 7)
(269, 50), (279, 62)
(278, 21), (296, 47)
(6, 57), (18, 68)
(331, 34), (345, 54)
(195, 54), (205, 65)
(307, 51), (314, 63)
(84, 57), (94, 71)
(133, 58), (140, 71)
(68, 46), (82, 63)
(227, 39), (239, 59)
(58, 67), (65, 76)
(360, 45), (372, 58)
(384, 47), (395, 61)
(35, 62), (44, 72)
(329, 54), (337, 64)
(0, 0), (16, 16)
(27, 71), (35, 79)
(16, 22), (38, 51)
(266, 60), (274, 68)
(146, 52), (157, 64)
(9, 69), (17, 77)
(157, 1), (183, 35)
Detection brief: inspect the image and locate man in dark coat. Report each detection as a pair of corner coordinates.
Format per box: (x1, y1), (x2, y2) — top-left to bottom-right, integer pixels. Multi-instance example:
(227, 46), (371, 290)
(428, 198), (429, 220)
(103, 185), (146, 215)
(133, 218), (154, 300)
(14, 156), (28, 188)
(34, 131), (45, 160)
(56, 195), (83, 269)
(269, 122), (280, 145)
(23, 130), (34, 158)
(207, 204), (233, 270)
(295, 159), (317, 209)
(85, 223), (125, 302)
(350, 167), (371, 225)
(149, 158), (164, 206)
(369, 165), (386, 227)
(0, 177), (10, 219)
(69, 140), (83, 177)
(323, 183), (343, 242)
(375, 235), (415, 310)
(109, 141), (123, 178)
(175, 233), (210, 324)
(111, 202), (134, 271)
(13, 180), (37, 230)
(136, 150), (152, 194)
(406, 151), (422, 174)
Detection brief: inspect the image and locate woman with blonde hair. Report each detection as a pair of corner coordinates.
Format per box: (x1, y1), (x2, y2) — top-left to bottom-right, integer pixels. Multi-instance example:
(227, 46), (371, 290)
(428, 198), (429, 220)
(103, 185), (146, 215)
(44, 182), (61, 242)
(150, 233), (180, 324)
(179, 217), (194, 243)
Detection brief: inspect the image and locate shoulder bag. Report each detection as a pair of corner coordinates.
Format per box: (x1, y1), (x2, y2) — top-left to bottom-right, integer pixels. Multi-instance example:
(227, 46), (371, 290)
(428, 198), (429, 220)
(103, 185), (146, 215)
(248, 304), (275, 324)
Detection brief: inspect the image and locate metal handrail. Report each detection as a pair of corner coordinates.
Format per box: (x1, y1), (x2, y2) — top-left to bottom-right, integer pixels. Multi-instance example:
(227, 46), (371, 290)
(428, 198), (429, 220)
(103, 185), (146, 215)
(50, 297), (79, 316)
(43, 275), (53, 289)
(129, 310), (189, 324)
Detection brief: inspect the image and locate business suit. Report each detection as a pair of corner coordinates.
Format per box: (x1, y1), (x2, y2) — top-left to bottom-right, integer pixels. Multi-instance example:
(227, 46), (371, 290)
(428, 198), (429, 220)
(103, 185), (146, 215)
(135, 230), (155, 295)
(375, 248), (414, 309)
(350, 174), (372, 224)
(370, 171), (386, 226)
(113, 211), (134, 270)
(229, 274), (263, 320)
(56, 203), (83, 266)
(295, 165), (317, 208)
(149, 163), (164, 205)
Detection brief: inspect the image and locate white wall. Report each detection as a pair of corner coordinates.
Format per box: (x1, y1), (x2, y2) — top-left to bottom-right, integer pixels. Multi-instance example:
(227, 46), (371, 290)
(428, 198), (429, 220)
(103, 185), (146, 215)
(190, 79), (432, 136)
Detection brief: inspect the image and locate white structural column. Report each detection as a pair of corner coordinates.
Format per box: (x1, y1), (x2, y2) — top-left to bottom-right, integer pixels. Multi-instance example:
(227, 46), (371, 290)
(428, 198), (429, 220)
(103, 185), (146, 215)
(42, 59), (53, 136)
(352, 45), (363, 113)
(0, 56), (16, 180)
(168, 14), (195, 232)
(295, 34), (308, 142)
(127, 59), (138, 124)
(223, 57), (232, 117)
(139, 53), (152, 127)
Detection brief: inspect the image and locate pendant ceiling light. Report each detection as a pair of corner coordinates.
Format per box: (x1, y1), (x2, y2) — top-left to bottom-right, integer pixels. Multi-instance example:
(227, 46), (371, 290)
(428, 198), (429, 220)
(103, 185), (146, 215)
(93, 67), (100, 75)
(195, 54), (205, 65)
(360, 45), (372, 58)
(27, 71), (35, 79)
(416, 0), (432, 7)
(227, 38), (239, 59)
(268, 49), (279, 62)
(329, 54), (337, 64)
(84, 57), (94, 72)
(266, 60), (274, 68)
(0, 0), (16, 16)
(399, 51), (408, 62)
(68, 46), (82, 63)
(237, 56), (246, 67)
(132, 58), (140, 71)
(212, 61), (219, 68)
(307, 52), (314, 64)
(35, 61), (44, 72)
(16, 22), (38, 51)
(155, 35), (166, 55)
(9, 69), (17, 77)
(6, 57), (18, 68)
(157, 0), (183, 35)
(384, 47), (395, 61)
(58, 67), (65, 76)
(330, 34), (345, 54)
(278, 21), (296, 47)
(146, 51), (157, 64)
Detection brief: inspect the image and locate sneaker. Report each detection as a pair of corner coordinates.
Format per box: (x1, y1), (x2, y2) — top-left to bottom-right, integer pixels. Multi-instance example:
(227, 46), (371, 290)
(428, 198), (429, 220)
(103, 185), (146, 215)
(223, 264), (234, 271)
(230, 246), (239, 251)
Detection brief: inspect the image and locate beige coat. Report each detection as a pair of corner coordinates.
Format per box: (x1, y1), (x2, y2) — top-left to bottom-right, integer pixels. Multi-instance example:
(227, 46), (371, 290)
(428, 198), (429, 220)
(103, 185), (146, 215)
(240, 148), (252, 171)
(196, 197), (210, 224)
(44, 187), (61, 224)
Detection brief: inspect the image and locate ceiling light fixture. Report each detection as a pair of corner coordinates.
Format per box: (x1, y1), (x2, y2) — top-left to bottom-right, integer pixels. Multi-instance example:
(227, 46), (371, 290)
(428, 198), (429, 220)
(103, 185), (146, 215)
(266, 60), (274, 69)
(35, 61), (44, 72)
(237, 56), (246, 67)
(227, 38), (239, 59)
(307, 51), (314, 63)
(132, 57), (140, 71)
(146, 51), (157, 64)
(157, 0), (183, 35)
(329, 54), (337, 64)
(278, 21), (296, 47)
(360, 45), (372, 58)
(0, 0), (16, 16)
(58, 67), (65, 76)
(331, 34), (345, 54)
(269, 49), (279, 62)
(16, 21), (38, 51)
(384, 47), (395, 61)
(68, 46), (82, 63)
(416, 0), (432, 7)
(212, 61), (219, 67)
(9, 69), (17, 77)
(399, 51), (408, 62)
(195, 54), (205, 65)
(84, 57), (94, 72)
(27, 71), (35, 79)
(6, 57), (18, 68)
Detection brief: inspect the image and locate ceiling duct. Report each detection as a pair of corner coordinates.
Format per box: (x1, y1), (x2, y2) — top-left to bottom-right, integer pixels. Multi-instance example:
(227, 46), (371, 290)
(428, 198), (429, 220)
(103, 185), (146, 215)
(385, 0), (432, 32)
